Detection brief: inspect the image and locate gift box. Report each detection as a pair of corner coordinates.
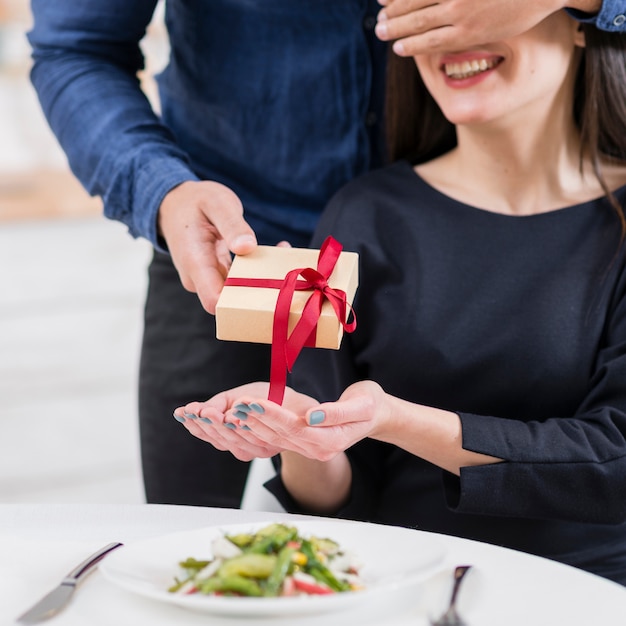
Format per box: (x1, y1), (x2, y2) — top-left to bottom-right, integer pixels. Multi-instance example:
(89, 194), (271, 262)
(215, 241), (359, 350)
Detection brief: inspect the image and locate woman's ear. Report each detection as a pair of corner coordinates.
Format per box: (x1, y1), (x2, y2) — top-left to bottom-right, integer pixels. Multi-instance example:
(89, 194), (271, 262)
(574, 23), (586, 49)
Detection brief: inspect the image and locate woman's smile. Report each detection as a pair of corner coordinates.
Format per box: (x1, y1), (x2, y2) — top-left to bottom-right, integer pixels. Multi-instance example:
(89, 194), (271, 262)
(442, 56), (504, 80)
(439, 53), (505, 88)
(415, 12), (584, 126)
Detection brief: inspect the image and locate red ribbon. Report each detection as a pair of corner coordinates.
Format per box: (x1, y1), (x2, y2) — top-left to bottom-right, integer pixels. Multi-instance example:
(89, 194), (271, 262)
(224, 236), (356, 404)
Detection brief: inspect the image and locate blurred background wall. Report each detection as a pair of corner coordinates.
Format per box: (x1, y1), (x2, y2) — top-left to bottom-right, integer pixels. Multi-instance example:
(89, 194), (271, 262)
(0, 1), (168, 503)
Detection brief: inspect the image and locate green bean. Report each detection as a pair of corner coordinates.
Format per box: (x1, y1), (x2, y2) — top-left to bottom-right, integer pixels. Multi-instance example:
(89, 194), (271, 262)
(226, 533), (254, 548)
(246, 524), (298, 554)
(167, 557), (211, 592)
(308, 565), (351, 592)
(300, 540), (350, 592)
(177, 557), (210, 570)
(265, 546), (295, 597)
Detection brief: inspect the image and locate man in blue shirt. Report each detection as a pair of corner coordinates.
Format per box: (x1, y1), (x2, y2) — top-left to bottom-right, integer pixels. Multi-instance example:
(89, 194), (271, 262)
(28, 0), (626, 508)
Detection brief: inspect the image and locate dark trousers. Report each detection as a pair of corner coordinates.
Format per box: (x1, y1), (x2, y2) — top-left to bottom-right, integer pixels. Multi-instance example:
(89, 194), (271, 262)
(138, 250), (271, 507)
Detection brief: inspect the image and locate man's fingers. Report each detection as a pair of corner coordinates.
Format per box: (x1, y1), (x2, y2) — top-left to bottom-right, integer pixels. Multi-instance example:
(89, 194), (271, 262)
(189, 269), (224, 314)
(203, 184), (257, 255)
(378, 0), (428, 19)
(159, 180), (258, 313)
(186, 239), (234, 313)
(391, 27), (456, 56)
(376, 0), (560, 55)
(376, 0), (439, 40)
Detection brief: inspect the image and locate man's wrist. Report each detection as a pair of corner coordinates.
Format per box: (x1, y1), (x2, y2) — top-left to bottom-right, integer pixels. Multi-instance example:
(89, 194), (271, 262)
(568, 0), (602, 14)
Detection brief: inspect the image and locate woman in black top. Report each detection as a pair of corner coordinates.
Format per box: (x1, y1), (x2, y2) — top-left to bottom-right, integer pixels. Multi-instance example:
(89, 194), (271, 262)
(174, 12), (626, 584)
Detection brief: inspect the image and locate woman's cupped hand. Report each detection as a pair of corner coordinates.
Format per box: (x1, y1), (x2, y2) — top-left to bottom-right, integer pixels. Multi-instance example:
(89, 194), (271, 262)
(173, 380), (391, 462)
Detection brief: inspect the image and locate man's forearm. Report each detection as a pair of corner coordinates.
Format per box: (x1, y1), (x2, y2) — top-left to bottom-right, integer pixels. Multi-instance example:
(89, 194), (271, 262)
(28, 0), (195, 246)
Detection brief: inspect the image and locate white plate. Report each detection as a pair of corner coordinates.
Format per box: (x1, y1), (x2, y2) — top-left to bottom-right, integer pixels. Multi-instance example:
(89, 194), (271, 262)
(100, 519), (445, 617)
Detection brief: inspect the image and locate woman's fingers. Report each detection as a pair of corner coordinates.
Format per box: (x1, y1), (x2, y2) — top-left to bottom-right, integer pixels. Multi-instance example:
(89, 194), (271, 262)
(171, 381), (385, 462)
(225, 399), (360, 462)
(172, 403), (279, 461)
(305, 381), (384, 427)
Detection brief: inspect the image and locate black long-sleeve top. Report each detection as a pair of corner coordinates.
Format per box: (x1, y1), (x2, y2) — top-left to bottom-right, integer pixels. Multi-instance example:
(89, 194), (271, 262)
(268, 160), (626, 585)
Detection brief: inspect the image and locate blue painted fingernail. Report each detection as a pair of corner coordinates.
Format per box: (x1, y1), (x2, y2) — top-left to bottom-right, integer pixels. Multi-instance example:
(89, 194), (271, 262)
(241, 425), (252, 431)
(173, 412), (186, 423)
(248, 403), (265, 414)
(199, 417), (213, 424)
(184, 412), (197, 419)
(309, 410), (326, 425)
(233, 410), (249, 420)
(234, 403), (252, 413)
(224, 422), (237, 430)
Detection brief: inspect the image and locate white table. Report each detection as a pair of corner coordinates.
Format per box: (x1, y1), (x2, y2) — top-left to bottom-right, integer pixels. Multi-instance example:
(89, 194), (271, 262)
(1, 504), (624, 625)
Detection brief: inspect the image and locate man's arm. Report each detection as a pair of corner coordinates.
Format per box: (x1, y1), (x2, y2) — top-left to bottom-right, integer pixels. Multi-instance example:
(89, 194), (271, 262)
(29, 1), (257, 312)
(28, 0), (196, 248)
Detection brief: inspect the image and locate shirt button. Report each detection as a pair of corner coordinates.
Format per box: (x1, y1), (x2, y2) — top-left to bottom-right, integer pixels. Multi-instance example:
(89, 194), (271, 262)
(363, 15), (377, 30)
(614, 14), (626, 26)
(365, 111), (378, 127)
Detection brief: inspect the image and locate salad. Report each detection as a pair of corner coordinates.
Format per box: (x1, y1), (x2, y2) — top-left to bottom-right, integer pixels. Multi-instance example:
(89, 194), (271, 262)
(168, 522), (364, 598)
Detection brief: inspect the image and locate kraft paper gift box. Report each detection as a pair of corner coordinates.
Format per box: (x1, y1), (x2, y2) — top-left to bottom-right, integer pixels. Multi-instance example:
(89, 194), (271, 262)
(215, 240), (359, 350)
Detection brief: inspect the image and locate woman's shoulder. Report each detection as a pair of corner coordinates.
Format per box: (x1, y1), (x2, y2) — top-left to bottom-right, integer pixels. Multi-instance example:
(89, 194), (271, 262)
(601, 160), (626, 197)
(316, 161), (424, 245)
(343, 158), (415, 188)
(326, 160), (424, 210)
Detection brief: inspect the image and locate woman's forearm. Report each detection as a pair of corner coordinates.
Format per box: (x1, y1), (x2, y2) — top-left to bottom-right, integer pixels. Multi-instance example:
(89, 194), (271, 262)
(373, 395), (502, 476)
(279, 451), (352, 515)
(278, 393), (500, 516)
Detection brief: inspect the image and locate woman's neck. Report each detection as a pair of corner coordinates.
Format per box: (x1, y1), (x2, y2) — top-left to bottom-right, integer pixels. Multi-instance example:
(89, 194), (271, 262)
(415, 108), (606, 216)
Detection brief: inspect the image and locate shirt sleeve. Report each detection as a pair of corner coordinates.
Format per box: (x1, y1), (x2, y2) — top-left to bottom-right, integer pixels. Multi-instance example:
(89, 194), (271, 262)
(27, 0), (199, 249)
(452, 257), (626, 524)
(567, 0), (626, 31)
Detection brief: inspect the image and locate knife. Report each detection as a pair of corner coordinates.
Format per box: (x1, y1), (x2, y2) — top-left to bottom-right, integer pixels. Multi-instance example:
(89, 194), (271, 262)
(16, 542), (123, 624)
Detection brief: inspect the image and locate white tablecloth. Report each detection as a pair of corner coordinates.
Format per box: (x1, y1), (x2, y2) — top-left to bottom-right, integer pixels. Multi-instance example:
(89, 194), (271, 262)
(1, 503), (625, 625)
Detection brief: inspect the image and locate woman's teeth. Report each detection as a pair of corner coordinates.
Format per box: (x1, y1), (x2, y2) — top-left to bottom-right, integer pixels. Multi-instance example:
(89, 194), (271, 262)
(444, 58), (499, 79)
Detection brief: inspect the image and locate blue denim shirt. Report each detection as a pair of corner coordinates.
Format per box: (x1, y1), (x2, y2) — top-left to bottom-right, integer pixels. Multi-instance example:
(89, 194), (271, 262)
(28, 0), (386, 248)
(28, 1), (625, 249)
(569, 0), (626, 29)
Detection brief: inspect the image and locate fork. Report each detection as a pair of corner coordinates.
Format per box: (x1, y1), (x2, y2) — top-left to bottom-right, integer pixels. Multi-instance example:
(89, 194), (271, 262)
(430, 565), (473, 626)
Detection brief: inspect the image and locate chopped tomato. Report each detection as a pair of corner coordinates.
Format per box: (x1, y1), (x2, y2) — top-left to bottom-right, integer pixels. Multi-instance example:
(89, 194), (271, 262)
(292, 578), (334, 595)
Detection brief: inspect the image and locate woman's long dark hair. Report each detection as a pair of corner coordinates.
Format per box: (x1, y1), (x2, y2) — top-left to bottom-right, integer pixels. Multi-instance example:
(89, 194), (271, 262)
(385, 23), (626, 236)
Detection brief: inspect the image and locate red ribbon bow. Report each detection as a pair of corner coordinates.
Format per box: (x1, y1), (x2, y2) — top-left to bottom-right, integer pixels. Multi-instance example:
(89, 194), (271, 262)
(224, 236), (356, 404)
